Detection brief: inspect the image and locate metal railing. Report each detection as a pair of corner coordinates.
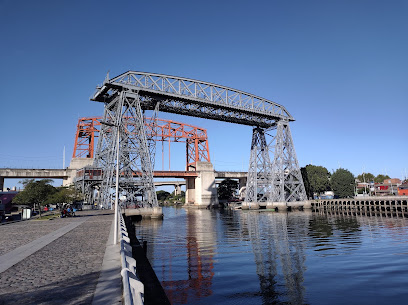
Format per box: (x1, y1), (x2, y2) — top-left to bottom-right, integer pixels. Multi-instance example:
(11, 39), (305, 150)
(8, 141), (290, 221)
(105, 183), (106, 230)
(119, 212), (144, 305)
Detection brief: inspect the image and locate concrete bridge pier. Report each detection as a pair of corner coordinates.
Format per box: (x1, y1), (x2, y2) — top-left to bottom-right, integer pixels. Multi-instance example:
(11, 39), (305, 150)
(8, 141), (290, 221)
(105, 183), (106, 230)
(174, 184), (182, 196)
(241, 202), (259, 210)
(266, 202), (286, 211)
(0, 177), (4, 191)
(124, 207), (163, 219)
(65, 158), (94, 185)
(185, 162), (219, 208)
(238, 177), (247, 190)
(185, 178), (195, 204)
(238, 177), (247, 199)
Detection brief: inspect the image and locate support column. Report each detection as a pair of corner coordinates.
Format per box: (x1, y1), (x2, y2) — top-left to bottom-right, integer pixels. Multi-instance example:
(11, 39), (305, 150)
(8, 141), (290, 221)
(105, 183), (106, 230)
(270, 120), (307, 208)
(185, 178), (195, 204)
(0, 177), (4, 192)
(193, 162), (219, 208)
(243, 127), (272, 210)
(174, 184), (182, 196)
(243, 121), (307, 211)
(238, 177), (247, 199)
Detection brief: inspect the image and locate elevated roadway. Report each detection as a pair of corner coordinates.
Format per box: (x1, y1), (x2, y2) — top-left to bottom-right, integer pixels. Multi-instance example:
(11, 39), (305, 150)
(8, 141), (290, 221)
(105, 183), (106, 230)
(0, 167), (248, 191)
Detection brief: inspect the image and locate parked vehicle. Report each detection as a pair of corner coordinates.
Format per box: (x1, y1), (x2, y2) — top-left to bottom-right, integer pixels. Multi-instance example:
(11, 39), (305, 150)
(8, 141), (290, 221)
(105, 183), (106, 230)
(0, 191), (18, 221)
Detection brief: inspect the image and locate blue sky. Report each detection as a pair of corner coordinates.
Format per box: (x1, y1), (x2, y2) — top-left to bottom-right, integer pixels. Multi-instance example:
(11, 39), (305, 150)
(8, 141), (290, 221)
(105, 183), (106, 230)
(1, 0), (407, 189)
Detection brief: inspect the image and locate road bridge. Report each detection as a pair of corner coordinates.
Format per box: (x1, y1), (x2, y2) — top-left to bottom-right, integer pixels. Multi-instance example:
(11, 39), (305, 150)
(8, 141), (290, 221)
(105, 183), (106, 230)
(91, 71), (307, 210)
(154, 181), (186, 196)
(0, 164), (248, 200)
(0, 168), (73, 190)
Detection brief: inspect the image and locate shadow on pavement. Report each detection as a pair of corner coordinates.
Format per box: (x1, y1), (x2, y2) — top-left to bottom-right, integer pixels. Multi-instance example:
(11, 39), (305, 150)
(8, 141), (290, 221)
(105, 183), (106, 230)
(0, 270), (103, 305)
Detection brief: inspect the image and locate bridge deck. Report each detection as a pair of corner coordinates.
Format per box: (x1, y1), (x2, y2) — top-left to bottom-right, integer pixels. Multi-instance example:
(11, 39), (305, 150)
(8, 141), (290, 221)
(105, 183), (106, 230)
(93, 71), (294, 128)
(0, 168), (71, 179)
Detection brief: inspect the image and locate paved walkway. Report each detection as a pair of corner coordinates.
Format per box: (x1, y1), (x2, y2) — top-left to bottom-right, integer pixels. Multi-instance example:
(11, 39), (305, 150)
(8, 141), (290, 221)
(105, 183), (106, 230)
(0, 210), (122, 305)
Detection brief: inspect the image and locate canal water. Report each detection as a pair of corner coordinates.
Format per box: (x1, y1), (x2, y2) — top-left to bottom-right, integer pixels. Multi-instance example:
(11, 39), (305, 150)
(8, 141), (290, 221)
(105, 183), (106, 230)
(134, 207), (408, 304)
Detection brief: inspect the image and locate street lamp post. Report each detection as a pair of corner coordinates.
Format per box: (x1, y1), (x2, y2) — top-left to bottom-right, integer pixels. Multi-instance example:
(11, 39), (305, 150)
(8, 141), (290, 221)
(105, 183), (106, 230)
(114, 126), (120, 244)
(101, 120), (120, 245)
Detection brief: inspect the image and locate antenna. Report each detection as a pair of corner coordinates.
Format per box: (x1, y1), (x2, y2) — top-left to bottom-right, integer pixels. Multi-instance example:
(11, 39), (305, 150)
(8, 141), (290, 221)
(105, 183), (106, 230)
(63, 146), (66, 168)
(104, 70), (110, 83)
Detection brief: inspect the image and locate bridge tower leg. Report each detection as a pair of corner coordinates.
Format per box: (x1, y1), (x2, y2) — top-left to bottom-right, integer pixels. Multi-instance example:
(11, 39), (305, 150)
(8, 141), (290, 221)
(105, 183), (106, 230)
(242, 127), (273, 209)
(243, 121), (307, 210)
(94, 90), (159, 210)
(270, 120), (307, 208)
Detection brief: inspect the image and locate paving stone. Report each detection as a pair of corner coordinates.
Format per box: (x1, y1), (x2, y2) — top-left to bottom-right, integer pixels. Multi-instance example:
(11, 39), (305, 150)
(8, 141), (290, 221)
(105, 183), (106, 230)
(0, 210), (114, 305)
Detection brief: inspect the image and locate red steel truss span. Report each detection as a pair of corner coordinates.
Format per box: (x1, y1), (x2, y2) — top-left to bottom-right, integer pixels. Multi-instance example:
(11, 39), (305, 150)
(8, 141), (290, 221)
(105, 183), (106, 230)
(72, 116), (210, 170)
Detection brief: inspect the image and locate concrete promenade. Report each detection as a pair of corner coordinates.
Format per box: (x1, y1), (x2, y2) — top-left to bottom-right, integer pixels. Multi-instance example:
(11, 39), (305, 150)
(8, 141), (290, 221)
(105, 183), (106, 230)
(0, 210), (121, 305)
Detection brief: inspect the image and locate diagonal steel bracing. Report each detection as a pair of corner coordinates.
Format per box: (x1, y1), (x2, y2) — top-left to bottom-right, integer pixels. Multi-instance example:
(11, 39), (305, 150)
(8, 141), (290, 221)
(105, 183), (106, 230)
(245, 127), (273, 206)
(268, 120), (307, 203)
(94, 91), (158, 209)
(245, 121), (307, 206)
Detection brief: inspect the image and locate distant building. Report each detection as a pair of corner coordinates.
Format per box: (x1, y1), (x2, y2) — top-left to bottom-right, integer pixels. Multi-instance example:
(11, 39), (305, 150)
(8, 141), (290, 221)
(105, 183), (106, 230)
(398, 184), (408, 196)
(374, 178), (402, 196)
(314, 191), (334, 199)
(384, 178), (401, 185)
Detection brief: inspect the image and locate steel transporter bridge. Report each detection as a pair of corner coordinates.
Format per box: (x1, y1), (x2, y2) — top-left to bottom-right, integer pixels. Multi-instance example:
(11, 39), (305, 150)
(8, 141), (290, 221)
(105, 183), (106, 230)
(89, 71), (307, 212)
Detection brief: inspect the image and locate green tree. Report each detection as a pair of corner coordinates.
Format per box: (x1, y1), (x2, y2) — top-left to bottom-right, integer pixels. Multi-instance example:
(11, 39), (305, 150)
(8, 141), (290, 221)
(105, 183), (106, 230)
(217, 179), (238, 200)
(300, 165), (331, 199)
(12, 179), (57, 217)
(356, 172), (375, 183)
(374, 174), (391, 183)
(331, 168), (355, 198)
(44, 186), (82, 205)
(169, 191), (185, 204)
(156, 190), (171, 202)
(301, 167), (312, 199)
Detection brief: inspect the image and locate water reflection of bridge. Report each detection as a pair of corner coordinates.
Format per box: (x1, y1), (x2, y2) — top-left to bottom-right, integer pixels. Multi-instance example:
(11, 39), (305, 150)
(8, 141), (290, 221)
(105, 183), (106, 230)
(135, 209), (216, 304)
(240, 212), (309, 304)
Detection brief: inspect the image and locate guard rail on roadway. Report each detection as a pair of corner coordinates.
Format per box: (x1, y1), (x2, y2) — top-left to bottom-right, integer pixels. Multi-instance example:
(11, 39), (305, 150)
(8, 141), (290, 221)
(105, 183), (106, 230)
(119, 212), (144, 305)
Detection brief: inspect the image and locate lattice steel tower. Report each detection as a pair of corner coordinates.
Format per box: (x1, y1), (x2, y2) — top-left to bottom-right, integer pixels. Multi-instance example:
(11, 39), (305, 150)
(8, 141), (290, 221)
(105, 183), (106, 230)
(94, 89), (158, 209)
(245, 120), (307, 208)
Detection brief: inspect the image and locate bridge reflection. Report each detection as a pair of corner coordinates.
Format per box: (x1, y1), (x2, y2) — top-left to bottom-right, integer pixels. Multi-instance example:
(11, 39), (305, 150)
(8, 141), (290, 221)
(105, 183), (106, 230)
(239, 212), (309, 304)
(161, 210), (216, 304)
(135, 209), (216, 304)
(133, 208), (408, 304)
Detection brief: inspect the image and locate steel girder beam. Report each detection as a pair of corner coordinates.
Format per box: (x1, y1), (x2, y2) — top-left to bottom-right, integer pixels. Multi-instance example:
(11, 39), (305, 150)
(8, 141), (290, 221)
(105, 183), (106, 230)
(92, 71), (293, 127)
(94, 91), (158, 209)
